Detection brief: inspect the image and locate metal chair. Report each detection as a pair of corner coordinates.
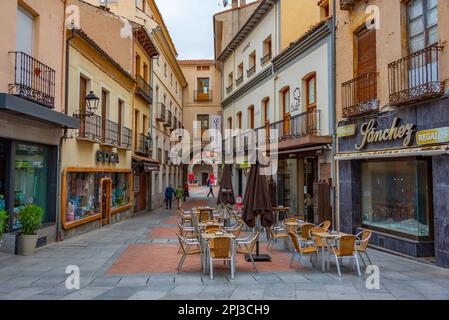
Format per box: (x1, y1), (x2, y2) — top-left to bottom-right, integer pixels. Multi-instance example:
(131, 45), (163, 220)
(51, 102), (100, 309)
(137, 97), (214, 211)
(288, 232), (318, 269)
(177, 209), (192, 225)
(208, 236), (235, 279)
(318, 220), (332, 231)
(267, 226), (289, 251)
(356, 230), (373, 267)
(327, 235), (362, 277)
(176, 234), (201, 272)
(225, 221), (244, 238)
(236, 232), (259, 272)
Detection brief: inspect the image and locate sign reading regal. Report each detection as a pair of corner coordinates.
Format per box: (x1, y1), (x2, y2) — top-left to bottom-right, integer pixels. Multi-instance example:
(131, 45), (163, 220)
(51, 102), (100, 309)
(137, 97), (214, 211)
(355, 118), (415, 150)
(416, 127), (449, 146)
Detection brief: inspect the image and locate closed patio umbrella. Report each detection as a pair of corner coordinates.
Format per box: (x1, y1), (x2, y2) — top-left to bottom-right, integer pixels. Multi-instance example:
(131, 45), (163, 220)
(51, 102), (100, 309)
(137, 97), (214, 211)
(241, 162), (274, 261)
(217, 164), (235, 205)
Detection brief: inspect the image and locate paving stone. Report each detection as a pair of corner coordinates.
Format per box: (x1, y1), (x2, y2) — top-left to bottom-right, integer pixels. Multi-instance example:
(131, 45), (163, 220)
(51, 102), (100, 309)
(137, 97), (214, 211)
(117, 276), (149, 287)
(1, 287), (48, 300)
(94, 287), (144, 300)
(88, 277), (122, 287)
(62, 287), (113, 300)
(127, 289), (169, 300)
(295, 290), (329, 300)
(230, 287), (264, 300)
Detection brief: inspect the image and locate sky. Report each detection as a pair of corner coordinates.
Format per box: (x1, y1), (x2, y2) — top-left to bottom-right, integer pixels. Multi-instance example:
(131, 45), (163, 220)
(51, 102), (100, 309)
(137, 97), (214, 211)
(155, 0), (257, 60)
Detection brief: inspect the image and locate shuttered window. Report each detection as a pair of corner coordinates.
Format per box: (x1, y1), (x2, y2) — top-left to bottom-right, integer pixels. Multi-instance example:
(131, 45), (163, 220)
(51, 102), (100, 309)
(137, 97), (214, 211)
(356, 28), (377, 76)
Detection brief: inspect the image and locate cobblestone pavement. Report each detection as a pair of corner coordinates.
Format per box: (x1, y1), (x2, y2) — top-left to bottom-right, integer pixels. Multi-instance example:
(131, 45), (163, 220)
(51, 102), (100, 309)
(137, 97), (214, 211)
(1, 196), (449, 300)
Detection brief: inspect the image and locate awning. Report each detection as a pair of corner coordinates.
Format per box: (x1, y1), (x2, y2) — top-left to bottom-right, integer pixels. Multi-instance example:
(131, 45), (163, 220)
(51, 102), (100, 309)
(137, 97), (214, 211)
(0, 93), (79, 129)
(335, 145), (449, 161)
(132, 155), (160, 172)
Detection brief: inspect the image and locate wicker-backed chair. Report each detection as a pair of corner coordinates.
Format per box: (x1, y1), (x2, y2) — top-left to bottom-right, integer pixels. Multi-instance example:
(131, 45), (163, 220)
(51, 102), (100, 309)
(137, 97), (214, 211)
(356, 230), (373, 267)
(299, 223), (315, 242)
(178, 209), (193, 225)
(235, 232), (259, 272)
(208, 236), (235, 279)
(267, 226), (289, 251)
(328, 235), (361, 277)
(288, 232), (318, 269)
(318, 220), (332, 231)
(176, 234), (201, 272)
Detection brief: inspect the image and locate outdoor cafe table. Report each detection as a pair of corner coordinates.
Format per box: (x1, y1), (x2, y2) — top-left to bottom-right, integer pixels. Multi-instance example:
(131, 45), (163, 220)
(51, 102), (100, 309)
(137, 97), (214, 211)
(200, 232), (236, 275)
(311, 231), (351, 273)
(283, 221), (310, 233)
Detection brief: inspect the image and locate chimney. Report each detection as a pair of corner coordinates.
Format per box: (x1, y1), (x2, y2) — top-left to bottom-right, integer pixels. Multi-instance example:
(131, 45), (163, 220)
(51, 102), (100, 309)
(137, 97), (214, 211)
(232, 0), (238, 8)
(240, 0), (246, 6)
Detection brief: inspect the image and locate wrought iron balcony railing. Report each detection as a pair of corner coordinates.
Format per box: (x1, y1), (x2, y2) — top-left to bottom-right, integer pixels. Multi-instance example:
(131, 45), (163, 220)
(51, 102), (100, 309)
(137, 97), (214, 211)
(247, 66), (256, 78)
(8, 51), (56, 108)
(136, 133), (151, 156)
(156, 103), (166, 122)
(388, 44), (444, 106)
(342, 72), (379, 118)
(136, 76), (152, 103)
(340, 0), (358, 10)
(194, 90), (213, 102)
(103, 119), (120, 146)
(270, 109), (320, 141)
(260, 52), (272, 66)
(120, 126), (132, 150)
(78, 114), (101, 142)
(164, 110), (172, 128)
(236, 75), (243, 87)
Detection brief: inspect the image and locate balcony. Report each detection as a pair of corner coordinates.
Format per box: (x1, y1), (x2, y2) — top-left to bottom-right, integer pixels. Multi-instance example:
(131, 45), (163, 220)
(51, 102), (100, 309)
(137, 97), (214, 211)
(226, 84), (233, 94)
(340, 0), (358, 10)
(342, 72), (379, 118)
(260, 52), (272, 66)
(164, 110), (172, 128)
(247, 66), (256, 78)
(388, 45), (444, 107)
(102, 119), (120, 146)
(236, 75), (243, 87)
(194, 90), (212, 102)
(119, 126), (132, 150)
(136, 133), (151, 156)
(78, 114), (101, 142)
(156, 103), (166, 122)
(8, 51), (55, 108)
(136, 76), (152, 103)
(270, 109), (321, 141)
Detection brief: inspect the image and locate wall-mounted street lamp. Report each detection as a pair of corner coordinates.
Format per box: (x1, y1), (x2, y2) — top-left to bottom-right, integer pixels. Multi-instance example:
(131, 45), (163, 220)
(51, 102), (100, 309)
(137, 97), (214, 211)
(73, 91), (100, 118)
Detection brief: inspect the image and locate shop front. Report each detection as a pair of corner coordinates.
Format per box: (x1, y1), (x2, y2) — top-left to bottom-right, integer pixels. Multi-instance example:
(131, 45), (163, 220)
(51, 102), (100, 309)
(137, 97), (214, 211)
(132, 157), (159, 213)
(336, 98), (449, 267)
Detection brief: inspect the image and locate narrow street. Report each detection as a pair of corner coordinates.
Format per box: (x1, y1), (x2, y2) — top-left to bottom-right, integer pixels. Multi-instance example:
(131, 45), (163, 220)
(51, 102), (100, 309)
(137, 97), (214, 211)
(1, 194), (449, 300)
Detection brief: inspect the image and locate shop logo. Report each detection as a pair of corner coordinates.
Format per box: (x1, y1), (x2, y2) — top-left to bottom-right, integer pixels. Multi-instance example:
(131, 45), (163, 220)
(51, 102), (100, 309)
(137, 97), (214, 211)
(356, 118), (415, 150)
(65, 265), (80, 290)
(96, 150), (119, 164)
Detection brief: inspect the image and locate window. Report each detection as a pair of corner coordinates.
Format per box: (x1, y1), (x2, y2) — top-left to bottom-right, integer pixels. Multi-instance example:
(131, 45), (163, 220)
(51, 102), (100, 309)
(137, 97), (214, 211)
(281, 88), (290, 115)
(197, 78), (210, 94)
(101, 89), (110, 140)
(143, 62), (148, 82)
(118, 99), (124, 142)
(134, 109), (139, 148)
(197, 114), (209, 137)
(237, 112), (242, 129)
(227, 72), (233, 89)
(305, 73), (317, 110)
(237, 63), (244, 79)
(13, 143), (51, 229)
(320, 1), (330, 19)
(248, 51), (256, 76)
(262, 36), (272, 65)
(17, 6), (34, 55)
(262, 98), (270, 126)
(361, 159), (432, 239)
(248, 106), (254, 129)
(164, 63), (167, 76)
(228, 117), (233, 130)
(407, 0), (438, 53)
(170, 73), (173, 86)
(136, 54), (141, 77)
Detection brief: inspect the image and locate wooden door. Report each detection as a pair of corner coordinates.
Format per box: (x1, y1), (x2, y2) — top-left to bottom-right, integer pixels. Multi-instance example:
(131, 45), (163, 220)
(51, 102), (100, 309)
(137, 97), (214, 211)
(249, 106), (254, 129)
(101, 178), (112, 226)
(263, 99), (270, 141)
(101, 90), (107, 141)
(356, 28), (377, 103)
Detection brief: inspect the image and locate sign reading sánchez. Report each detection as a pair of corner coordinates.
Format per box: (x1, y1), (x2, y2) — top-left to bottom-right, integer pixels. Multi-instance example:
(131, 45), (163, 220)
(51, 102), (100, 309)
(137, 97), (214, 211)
(355, 118), (415, 150)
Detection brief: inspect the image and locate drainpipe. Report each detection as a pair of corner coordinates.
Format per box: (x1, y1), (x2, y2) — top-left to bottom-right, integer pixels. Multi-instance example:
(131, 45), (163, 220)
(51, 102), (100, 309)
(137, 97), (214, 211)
(330, 0), (338, 231)
(56, 27), (75, 242)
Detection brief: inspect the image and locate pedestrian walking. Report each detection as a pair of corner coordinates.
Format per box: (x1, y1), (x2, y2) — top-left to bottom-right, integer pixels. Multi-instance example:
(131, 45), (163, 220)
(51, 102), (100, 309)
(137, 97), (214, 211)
(183, 183), (189, 202)
(175, 185), (184, 209)
(164, 184), (175, 209)
(206, 179), (215, 198)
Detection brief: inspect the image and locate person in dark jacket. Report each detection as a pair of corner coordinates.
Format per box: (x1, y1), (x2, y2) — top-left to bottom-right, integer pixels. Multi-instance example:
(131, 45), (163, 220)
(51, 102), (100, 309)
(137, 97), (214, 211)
(206, 179), (214, 198)
(164, 184), (175, 209)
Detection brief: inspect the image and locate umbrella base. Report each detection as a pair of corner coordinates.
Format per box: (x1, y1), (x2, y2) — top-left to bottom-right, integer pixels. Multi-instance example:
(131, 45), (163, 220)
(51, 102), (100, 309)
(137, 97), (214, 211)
(245, 254), (272, 262)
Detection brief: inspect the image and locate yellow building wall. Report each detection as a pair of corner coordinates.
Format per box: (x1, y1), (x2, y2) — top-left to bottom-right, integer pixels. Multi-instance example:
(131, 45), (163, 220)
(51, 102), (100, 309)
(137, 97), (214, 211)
(280, 0), (322, 50)
(62, 38), (134, 170)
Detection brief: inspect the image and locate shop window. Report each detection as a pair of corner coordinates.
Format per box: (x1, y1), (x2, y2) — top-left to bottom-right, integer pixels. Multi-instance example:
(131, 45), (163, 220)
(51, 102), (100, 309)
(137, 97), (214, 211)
(13, 143), (50, 229)
(361, 160), (431, 239)
(0, 142), (6, 213)
(110, 172), (131, 208)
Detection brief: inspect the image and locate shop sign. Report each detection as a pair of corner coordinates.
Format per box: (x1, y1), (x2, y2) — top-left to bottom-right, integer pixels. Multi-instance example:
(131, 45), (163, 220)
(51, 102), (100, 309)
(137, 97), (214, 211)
(96, 150), (119, 164)
(143, 163), (160, 172)
(337, 124), (356, 137)
(356, 117), (415, 150)
(416, 127), (449, 146)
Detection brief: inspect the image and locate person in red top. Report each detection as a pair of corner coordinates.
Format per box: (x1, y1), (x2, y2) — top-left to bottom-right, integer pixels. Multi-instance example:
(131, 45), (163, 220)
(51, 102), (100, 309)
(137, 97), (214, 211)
(182, 183), (189, 202)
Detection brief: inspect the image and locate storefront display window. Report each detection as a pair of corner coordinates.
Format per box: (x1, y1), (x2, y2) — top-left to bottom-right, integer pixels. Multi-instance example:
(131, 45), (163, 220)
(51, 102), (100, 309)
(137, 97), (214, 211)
(277, 159), (298, 214)
(0, 142), (6, 212)
(64, 170), (131, 226)
(361, 159), (431, 238)
(13, 143), (49, 229)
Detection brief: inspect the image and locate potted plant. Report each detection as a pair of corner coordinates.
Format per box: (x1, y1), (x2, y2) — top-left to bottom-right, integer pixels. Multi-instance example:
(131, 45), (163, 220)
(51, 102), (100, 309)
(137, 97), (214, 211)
(0, 210), (8, 249)
(18, 205), (44, 256)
